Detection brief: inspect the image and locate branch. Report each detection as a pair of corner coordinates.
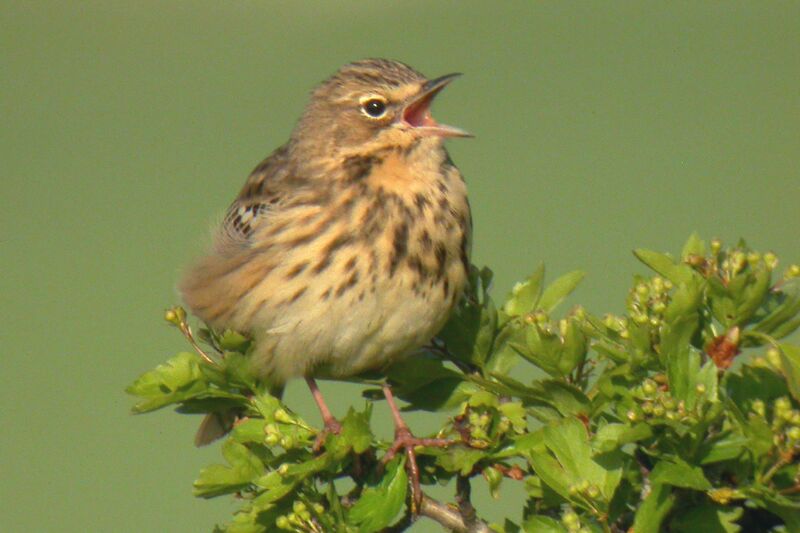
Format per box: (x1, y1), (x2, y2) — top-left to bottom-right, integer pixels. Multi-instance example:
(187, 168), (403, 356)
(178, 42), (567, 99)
(420, 494), (492, 533)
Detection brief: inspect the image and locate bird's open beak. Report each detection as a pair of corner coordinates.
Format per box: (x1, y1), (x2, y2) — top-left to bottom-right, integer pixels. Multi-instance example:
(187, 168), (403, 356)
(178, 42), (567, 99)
(402, 73), (472, 138)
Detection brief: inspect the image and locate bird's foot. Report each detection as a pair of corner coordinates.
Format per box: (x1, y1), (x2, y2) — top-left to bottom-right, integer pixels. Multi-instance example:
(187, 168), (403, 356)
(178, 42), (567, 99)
(382, 425), (454, 511)
(312, 417), (342, 452)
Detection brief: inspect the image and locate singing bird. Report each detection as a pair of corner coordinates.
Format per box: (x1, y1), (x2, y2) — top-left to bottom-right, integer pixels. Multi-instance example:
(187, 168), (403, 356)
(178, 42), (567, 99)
(179, 58), (472, 501)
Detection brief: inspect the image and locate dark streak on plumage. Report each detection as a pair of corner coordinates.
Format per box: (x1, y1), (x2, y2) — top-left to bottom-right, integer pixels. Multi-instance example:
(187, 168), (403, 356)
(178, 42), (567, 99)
(286, 261), (309, 280)
(388, 222), (409, 276)
(336, 270), (360, 297)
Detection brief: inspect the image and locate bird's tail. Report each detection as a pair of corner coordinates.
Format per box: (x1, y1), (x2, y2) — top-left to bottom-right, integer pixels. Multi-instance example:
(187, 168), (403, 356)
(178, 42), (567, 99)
(194, 382), (285, 446)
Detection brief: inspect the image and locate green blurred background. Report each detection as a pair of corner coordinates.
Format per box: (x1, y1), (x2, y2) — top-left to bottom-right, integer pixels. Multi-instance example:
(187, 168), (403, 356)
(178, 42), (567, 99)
(2, 1), (798, 531)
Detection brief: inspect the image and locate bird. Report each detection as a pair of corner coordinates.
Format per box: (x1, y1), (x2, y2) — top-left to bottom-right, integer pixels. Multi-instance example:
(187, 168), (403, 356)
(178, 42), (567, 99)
(179, 58), (472, 505)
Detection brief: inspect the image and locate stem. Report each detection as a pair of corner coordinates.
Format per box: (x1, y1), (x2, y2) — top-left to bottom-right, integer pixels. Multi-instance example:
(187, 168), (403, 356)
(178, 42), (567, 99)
(420, 495), (491, 533)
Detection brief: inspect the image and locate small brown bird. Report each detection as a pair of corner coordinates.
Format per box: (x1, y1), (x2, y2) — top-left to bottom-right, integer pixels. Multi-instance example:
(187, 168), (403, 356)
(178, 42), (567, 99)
(179, 58), (472, 503)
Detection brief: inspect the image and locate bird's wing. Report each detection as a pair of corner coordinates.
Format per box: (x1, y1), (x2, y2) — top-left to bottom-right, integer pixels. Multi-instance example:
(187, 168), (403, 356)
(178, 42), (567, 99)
(220, 143), (292, 243)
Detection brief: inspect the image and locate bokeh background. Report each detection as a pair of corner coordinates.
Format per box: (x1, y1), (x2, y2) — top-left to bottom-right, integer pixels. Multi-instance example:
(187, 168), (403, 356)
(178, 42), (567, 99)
(2, 2), (798, 531)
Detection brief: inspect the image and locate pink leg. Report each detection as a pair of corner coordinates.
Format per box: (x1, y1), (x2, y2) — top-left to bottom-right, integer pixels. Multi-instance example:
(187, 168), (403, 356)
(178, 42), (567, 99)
(306, 377), (341, 451)
(381, 383), (453, 511)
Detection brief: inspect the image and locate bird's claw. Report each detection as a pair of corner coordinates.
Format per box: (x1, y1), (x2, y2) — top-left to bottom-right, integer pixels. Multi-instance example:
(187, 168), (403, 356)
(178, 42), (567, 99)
(312, 418), (342, 452)
(382, 426), (453, 511)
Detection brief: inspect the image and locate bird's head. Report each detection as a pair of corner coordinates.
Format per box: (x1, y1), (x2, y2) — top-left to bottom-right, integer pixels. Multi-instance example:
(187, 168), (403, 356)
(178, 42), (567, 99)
(292, 59), (470, 159)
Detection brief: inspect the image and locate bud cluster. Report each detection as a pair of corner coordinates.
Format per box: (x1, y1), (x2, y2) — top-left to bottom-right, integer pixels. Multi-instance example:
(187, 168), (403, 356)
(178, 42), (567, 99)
(263, 407), (311, 450)
(626, 275), (673, 328)
(763, 396), (800, 447)
(561, 507), (592, 533)
(275, 500), (325, 532)
(456, 391), (527, 447)
(630, 376), (704, 425)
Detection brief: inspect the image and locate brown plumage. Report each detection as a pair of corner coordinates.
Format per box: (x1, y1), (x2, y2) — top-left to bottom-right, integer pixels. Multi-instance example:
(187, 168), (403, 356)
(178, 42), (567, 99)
(179, 59), (472, 505)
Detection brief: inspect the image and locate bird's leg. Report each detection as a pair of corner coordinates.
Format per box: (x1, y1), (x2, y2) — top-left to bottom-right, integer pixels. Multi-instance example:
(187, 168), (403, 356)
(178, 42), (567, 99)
(381, 383), (453, 511)
(306, 377), (342, 451)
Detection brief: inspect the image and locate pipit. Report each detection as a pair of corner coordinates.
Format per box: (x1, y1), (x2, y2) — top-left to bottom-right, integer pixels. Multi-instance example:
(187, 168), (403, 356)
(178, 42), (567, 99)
(180, 58), (472, 506)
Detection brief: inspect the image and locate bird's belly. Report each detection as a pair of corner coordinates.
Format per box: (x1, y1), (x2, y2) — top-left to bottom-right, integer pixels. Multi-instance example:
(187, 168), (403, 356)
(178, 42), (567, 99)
(246, 260), (464, 384)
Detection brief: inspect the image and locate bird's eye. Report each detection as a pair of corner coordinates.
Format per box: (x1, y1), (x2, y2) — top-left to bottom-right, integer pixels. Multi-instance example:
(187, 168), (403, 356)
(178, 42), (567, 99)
(362, 98), (387, 118)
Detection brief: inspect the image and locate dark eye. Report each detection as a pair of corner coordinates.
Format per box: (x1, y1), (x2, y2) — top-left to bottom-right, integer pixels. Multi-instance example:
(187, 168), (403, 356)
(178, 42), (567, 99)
(363, 98), (387, 118)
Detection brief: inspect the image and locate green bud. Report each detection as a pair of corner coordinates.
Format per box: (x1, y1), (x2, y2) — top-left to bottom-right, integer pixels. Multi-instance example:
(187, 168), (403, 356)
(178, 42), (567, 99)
(665, 410), (678, 421)
(662, 397), (676, 410)
(298, 510), (311, 522)
(663, 279), (673, 290)
(578, 479), (590, 491)
(652, 276), (664, 292)
(775, 397), (792, 414)
(562, 510), (580, 527)
(287, 513), (301, 525)
(788, 426), (800, 441)
(653, 405), (665, 417)
(275, 515), (291, 530)
(164, 306), (187, 327)
(642, 379), (657, 395)
(752, 400), (766, 418)
(293, 501), (306, 514)
(710, 239), (722, 254)
(633, 313), (649, 325)
(280, 436), (295, 449)
(787, 264), (800, 279)
(312, 503), (325, 514)
(264, 423), (279, 436)
(635, 283), (649, 297)
(568, 484), (580, 496)
(265, 433), (280, 446)
(619, 329), (630, 339)
(695, 383), (706, 394)
(277, 464), (290, 476)
(274, 408), (292, 423)
(626, 410), (639, 422)
(586, 485), (600, 499)
(766, 348), (782, 369)
(642, 402), (654, 414)
(764, 252), (778, 270)
(652, 301), (666, 313)
(747, 252), (761, 265)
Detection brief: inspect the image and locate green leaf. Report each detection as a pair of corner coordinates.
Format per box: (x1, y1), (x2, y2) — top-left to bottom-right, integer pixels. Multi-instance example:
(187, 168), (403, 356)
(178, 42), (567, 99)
(126, 352), (209, 413)
(528, 417), (623, 506)
(522, 515), (567, 533)
(634, 248), (695, 284)
(633, 484), (675, 533)
(347, 458), (408, 532)
(649, 456), (712, 491)
(778, 343), (800, 402)
(339, 406), (373, 454)
(592, 423), (652, 454)
(194, 440), (265, 498)
(681, 232), (706, 260)
(669, 504), (742, 533)
(538, 270), (586, 313)
(504, 264), (544, 316)
(436, 446), (486, 475)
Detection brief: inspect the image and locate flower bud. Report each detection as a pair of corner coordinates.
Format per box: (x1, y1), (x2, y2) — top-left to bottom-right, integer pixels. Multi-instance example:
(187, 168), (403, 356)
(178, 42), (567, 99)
(751, 400), (766, 417)
(695, 383), (706, 394)
(277, 464), (290, 476)
(710, 239), (722, 254)
(265, 433), (280, 446)
(275, 515), (290, 530)
(586, 485), (600, 498)
(274, 408), (292, 423)
(766, 348), (782, 368)
(787, 264), (800, 279)
(788, 426), (800, 441)
(764, 252), (778, 270)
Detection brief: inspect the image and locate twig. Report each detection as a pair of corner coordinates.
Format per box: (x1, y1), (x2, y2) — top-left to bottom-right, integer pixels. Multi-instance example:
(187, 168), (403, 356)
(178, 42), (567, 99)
(419, 495), (492, 533)
(456, 476), (478, 529)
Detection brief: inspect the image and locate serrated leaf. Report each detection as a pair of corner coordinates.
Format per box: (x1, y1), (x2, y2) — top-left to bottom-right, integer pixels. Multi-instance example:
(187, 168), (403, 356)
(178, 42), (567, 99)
(126, 352), (209, 413)
(681, 232), (706, 260)
(634, 248), (695, 284)
(538, 270), (586, 313)
(592, 423), (652, 454)
(347, 458), (407, 532)
(339, 406), (373, 454)
(504, 265), (544, 316)
(194, 440), (265, 498)
(436, 446), (486, 475)
(649, 456), (712, 491)
(528, 417), (623, 506)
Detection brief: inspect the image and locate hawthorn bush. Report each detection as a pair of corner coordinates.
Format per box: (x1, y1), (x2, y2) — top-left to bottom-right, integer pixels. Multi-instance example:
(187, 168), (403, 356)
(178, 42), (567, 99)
(128, 235), (800, 532)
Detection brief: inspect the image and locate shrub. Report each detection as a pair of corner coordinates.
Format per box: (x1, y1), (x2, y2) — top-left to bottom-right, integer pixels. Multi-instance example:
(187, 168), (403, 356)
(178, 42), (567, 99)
(128, 235), (800, 532)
